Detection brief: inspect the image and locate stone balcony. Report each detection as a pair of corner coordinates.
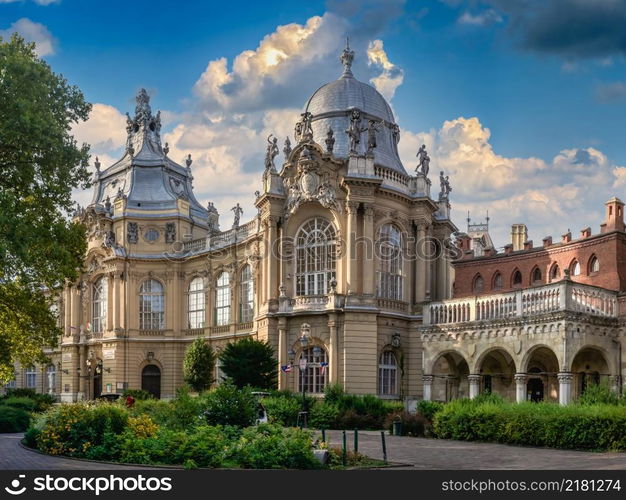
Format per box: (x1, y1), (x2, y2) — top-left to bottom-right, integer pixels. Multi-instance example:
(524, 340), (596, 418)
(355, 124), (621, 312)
(423, 279), (618, 326)
(278, 293), (346, 313)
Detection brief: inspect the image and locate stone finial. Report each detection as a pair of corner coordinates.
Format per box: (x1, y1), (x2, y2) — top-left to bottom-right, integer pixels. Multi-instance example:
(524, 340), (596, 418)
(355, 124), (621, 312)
(340, 37), (355, 76)
(94, 156), (101, 173)
(186, 154), (193, 168)
(283, 137), (292, 158)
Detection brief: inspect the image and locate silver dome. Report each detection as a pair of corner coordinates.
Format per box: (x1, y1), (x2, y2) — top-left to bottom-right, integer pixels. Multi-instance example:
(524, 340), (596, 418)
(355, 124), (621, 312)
(303, 45), (407, 176)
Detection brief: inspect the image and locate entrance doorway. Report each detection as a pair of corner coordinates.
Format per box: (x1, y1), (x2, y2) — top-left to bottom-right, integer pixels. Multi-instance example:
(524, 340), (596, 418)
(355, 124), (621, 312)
(527, 378), (544, 402)
(141, 365), (161, 399)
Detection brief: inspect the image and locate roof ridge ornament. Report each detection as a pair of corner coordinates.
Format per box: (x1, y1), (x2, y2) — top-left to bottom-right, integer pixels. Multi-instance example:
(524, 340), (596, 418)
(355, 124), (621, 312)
(340, 37), (354, 78)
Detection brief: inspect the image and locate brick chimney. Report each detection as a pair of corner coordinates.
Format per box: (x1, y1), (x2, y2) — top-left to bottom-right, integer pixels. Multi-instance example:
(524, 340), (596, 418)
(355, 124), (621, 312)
(580, 227), (591, 239)
(523, 240), (533, 250)
(504, 244), (513, 255)
(510, 224), (528, 251)
(600, 197), (625, 233)
(542, 236), (553, 247)
(562, 230), (572, 243)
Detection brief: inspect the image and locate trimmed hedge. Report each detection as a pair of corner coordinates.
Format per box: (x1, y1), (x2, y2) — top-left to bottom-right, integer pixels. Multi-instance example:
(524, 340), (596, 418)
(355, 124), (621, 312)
(0, 406), (30, 432)
(433, 398), (626, 451)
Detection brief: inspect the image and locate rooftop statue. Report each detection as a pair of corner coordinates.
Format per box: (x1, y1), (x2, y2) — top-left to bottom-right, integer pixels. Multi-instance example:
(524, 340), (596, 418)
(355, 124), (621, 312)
(366, 119), (381, 153)
(283, 137), (292, 159)
(265, 134), (279, 171)
(232, 202), (243, 228)
(416, 144), (430, 177)
(325, 128), (335, 154)
(340, 37), (355, 76)
(439, 171), (452, 201)
(345, 108), (365, 154)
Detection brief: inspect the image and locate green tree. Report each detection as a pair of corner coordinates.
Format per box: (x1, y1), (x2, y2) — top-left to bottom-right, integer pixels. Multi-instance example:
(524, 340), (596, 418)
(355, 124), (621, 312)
(183, 338), (216, 392)
(0, 35), (91, 382)
(219, 338), (277, 389)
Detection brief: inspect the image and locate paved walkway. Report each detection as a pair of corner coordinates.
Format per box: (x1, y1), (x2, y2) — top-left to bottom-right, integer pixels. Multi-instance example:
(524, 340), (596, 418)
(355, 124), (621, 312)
(4, 431), (626, 470)
(0, 434), (156, 470)
(324, 430), (626, 470)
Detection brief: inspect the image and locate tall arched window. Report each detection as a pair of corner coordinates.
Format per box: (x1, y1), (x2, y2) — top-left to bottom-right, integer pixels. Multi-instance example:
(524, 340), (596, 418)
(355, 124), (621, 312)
(298, 346), (328, 394)
(550, 264), (560, 282)
(46, 364), (56, 394)
(239, 265), (254, 322)
(378, 351), (398, 396)
(512, 270), (522, 287)
(532, 267), (542, 284)
(188, 277), (205, 329)
(377, 224), (403, 300)
(25, 365), (36, 388)
(139, 279), (164, 330)
(571, 260), (581, 276)
(473, 274), (484, 293)
(492, 272), (503, 290)
(296, 218), (337, 296)
(215, 272), (231, 326)
(92, 276), (108, 333)
(589, 256), (600, 274)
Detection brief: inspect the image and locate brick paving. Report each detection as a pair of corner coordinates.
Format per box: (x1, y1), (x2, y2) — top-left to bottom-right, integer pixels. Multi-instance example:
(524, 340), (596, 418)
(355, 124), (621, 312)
(324, 430), (626, 470)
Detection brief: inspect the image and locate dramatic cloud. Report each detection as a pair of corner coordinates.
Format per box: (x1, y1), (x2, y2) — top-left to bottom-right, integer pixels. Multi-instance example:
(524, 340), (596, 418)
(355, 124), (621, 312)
(458, 9), (502, 26)
(71, 103), (127, 155)
(367, 39), (404, 100)
(0, 18), (55, 56)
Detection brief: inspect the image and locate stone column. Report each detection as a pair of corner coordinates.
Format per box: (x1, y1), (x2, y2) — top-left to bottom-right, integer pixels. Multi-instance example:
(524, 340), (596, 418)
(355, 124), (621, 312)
(277, 318), (288, 390)
(436, 238), (447, 300)
(514, 373), (528, 403)
(557, 372), (573, 405)
(107, 273), (114, 332)
(346, 202), (359, 295)
(266, 217), (279, 301)
(70, 286), (80, 335)
(468, 374), (481, 399)
(112, 272), (121, 331)
(415, 223), (426, 304)
(64, 286), (72, 336)
(328, 315), (339, 384)
(77, 346), (85, 400)
(362, 204), (375, 296)
(422, 374), (434, 401)
(424, 224), (432, 301)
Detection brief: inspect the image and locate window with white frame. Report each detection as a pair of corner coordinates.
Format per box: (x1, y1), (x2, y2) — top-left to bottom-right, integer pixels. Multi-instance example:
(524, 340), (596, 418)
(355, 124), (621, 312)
(139, 279), (165, 330)
(296, 218), (337, 296)
(571, 261), (581, 276)
(298, 346), (328, 394)
(188, 277), (205, 329)
(25, 365), (36, 389)
(378, 351), (398, 396)
(92, 276), (108, 333)
(215, 272), (231, 326)
(239, 265), (254, 323)
(46, 364), (56, 393)
(377, 224), (403, 300)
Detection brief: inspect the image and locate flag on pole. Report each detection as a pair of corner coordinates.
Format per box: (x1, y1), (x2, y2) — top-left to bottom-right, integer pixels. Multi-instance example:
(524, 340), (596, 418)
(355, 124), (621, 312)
(281, 365), (292, 373)
(320, 362), (329, 375)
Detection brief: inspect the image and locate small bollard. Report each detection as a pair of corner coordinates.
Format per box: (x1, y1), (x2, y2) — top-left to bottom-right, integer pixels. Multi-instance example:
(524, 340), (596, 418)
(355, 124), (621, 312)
(321, 428), (326, 443)
(354, 428), (359, 453)
(342, 430), (347, 466)
(381, 431), (387, 463)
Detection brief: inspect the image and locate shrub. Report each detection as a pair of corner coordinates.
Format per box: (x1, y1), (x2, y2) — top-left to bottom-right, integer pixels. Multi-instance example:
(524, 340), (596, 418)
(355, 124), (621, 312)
(3, 389), (55, 411)
(219, 338), (277, 389)
(0, 406), (30, 432)
(201, 382), (256, 427)
(337, 410), (382, 430)
(385, 411), (427, 436)
(323, 383), (346, 405)
(577, 382), (619, 406)
(128, 399), (172, 426)
(309, 402), (341, 429)
(183, 338), (215, 392)
(122, 389), (154, 401)
(1, 396), (37, 412)
(263, 395), (301, 427)
(417, 400), (445, 421)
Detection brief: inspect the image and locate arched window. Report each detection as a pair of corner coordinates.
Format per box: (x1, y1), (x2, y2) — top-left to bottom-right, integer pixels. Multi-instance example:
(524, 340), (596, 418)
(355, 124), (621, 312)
(378, 351), (398, 396)
(473, 274), (484, 293)
(296, 218), (337, 296)
(46, 364), (56, 394)
(188, 277), (205, 329)
(571, 260), (581, 276)
(532, 267), (542, 284)
(298, 346), (328, 394)
(239, 265), (254, 323)
(215, 272), (231, 326)
(512, 270), (522, 287)
(550, 264), (560, 281)
(139, 279), (164, 330)
(377, 224), (403, 300)
(589, 256), (600, 274)
(141, 365), (161, 399)
(92, 276), (108, 333)
(492, 272), (503, 290)
(25, 365), (36, 388)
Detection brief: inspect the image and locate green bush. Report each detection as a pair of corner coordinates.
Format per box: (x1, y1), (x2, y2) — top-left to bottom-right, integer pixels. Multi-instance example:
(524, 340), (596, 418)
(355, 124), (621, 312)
(309, 402), (341, 429)
(1, 396), (37, 412)
(417, 400), (445, 421)
(183, 338), (215, 392)
(3, 389), (55, 412)
(263, 395), (301, 427)
(0, 406), (30, 432)
(577, 382), (619, 406)
(201, 382), (256, 427)
(385, 411), (427, 436)
(122, 389), (154, 401)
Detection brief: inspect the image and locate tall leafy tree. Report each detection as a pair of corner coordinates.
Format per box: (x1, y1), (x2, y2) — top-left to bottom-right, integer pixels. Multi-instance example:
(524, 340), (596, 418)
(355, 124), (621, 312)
(219, 337), (277, 390)
(0, 34), (91, 382)
(183, 338), (216, 392)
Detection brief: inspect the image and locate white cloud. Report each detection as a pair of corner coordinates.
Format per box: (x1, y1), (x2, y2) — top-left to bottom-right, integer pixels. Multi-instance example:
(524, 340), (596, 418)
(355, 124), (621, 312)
(0, 18), (55, 56)
(33, 0), (60, 4)
(458, 9), (503, 26)
(367, 39), (404, 100)
(71, 103), (127, 155)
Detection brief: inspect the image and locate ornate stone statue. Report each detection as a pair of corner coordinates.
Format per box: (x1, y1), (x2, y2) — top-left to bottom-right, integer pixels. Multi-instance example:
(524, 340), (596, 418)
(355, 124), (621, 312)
(94, 156), (101, 175)
(345, 109), (365, 154)
(416, 144), (430, 177)
(340, 37), (355, 75)
(439, 171), (452, 201)
(127, 222), (138, 244)
(104, 230), (116, 248)
(283, 137), (292, 159)
(165, 222), (176, 243)
(231, 203), (243, 228)
(285, 177), (302, 214)
(186, 154), (193, 168)
(366, 120), (381, 153)
(104, 195), (112, 216)
(299, 112), (313, 142)
(163, 142), (169, 156)
(207, 202), (220, 233)
(325, 128), (335, 154)
(265, 134), (279, 171)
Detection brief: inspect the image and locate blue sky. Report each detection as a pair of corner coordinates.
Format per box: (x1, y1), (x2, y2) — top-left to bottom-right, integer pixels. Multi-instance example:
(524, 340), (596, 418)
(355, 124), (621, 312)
(3, 0), (626, 245)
